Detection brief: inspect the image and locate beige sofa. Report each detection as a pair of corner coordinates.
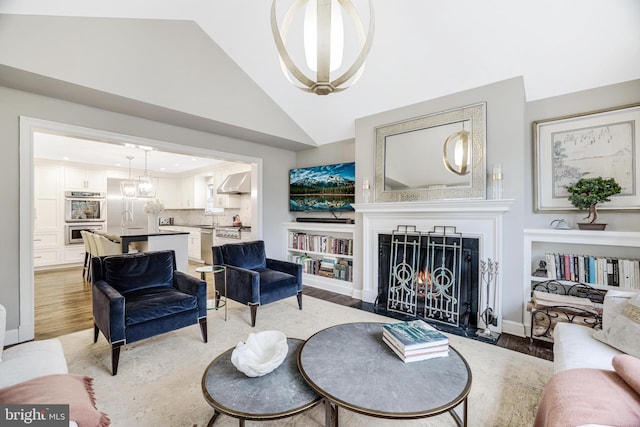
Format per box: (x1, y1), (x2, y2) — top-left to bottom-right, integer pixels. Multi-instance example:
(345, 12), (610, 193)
(0, 305), (109, 426)
(534, 291), (640, 426)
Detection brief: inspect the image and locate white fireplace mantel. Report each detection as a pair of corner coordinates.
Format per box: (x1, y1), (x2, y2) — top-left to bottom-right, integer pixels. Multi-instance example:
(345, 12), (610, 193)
(354, 199), (514, 333)
(352, 199), (513, 214)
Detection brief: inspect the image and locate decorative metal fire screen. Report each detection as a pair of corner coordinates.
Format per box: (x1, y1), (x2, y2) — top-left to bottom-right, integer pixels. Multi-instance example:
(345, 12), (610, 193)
(386, 226), (422, 317)
(387, 225), (464, 327)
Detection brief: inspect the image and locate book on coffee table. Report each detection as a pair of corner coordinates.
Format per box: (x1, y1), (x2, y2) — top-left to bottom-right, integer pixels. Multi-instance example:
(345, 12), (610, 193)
(383, 320), (449, 352)
(382, 334), (449, 363)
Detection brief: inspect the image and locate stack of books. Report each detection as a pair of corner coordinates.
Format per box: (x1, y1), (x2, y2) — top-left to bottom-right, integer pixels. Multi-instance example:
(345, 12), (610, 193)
(382, 320), (449, 363)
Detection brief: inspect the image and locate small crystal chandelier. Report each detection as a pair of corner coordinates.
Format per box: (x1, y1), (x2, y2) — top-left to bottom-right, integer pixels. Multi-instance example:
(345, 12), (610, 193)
(136, 148), (158, 198)
(120, 156), (137, 199)
(271, 0), (375, 95)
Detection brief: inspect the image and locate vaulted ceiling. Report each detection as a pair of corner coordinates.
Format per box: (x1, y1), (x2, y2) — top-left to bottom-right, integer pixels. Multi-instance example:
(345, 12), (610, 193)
(1, 1), (639, 151)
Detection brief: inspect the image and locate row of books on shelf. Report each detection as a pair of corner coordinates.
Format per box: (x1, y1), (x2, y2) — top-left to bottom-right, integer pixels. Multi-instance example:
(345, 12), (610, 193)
(543, 253), (640, 289)
(287, 254), (353, 282)
(288, 231), (353, 256)
(382, 320), (449, 363)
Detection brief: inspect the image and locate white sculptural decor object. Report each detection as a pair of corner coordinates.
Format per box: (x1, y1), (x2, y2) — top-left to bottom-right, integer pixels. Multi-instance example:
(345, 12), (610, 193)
(231, 330), (289, 377)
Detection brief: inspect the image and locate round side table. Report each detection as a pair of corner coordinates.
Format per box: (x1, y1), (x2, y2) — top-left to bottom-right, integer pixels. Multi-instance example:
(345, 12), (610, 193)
(195, 265), (227, 321)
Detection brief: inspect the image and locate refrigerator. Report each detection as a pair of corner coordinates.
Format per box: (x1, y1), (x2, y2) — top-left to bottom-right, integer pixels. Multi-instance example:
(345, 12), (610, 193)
(106, 178), (149, 230)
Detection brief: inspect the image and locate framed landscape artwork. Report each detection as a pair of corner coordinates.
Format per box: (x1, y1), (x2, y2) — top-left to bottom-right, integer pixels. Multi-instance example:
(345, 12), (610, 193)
(533, 103), (640, 211)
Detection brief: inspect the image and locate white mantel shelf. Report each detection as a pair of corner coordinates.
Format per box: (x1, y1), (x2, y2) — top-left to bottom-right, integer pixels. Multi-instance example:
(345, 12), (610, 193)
(352, 199), (514, 214)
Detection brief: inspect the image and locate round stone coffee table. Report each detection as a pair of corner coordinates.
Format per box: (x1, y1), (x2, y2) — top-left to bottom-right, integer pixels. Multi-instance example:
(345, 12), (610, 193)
(298, 322), (472, 426)
(201, 338), (320, 426)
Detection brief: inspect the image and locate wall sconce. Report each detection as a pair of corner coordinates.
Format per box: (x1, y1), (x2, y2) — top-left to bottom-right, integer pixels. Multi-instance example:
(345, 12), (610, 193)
(271, 0), (375, 95)
(492, 163), (503, 199)
(442, 124), (471, 176)
(362, 177), (370, 203)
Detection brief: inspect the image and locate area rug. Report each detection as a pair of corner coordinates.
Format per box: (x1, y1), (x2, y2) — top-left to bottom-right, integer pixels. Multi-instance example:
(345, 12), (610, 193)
(58, 296), (552, 426)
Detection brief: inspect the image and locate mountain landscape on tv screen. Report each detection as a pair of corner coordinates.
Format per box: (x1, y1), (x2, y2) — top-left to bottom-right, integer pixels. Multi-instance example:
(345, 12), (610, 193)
(290, 162), (355, 211)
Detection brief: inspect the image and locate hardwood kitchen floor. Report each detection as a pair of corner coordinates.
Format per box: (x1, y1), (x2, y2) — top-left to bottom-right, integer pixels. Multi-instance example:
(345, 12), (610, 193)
(34, 264), (552, 360)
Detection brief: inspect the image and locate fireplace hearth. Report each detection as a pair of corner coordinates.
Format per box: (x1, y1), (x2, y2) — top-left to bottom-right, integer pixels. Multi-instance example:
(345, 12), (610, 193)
(374, 225), (492, 341)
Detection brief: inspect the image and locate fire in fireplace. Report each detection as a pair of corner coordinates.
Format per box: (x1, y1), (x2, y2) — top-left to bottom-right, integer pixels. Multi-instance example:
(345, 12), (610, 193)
(376, 226), (480, 336)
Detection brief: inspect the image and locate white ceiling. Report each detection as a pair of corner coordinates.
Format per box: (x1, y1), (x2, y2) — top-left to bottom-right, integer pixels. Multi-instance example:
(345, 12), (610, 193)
(1, 0), (639, 147)
(33, 132), (226, 175)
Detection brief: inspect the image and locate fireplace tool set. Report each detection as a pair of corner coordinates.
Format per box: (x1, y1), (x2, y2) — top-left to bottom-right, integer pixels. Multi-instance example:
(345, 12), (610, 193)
(478, 258), (499, 339)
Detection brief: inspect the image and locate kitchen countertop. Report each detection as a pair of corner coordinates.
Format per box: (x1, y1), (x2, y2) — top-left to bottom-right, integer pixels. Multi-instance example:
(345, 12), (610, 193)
(159, 224), (252, 230)
(107, 227), (190, 238)
(160, 224), (215, 229)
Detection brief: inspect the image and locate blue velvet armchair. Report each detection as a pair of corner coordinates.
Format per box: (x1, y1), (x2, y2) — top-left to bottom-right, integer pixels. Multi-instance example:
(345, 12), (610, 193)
(91, 250), (207, 375)
(212, 240), (302, 327)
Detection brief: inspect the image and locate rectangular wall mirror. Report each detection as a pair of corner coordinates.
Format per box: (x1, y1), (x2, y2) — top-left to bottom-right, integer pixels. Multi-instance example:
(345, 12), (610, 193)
(375, 102), (487, 202)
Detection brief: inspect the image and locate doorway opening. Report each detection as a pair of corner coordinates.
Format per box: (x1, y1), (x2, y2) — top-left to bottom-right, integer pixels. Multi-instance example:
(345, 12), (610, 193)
(19, 116), (263, 342)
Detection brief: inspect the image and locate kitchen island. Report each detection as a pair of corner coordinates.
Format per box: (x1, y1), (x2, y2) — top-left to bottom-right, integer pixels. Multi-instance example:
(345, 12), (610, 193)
(105, 228), (189, 272)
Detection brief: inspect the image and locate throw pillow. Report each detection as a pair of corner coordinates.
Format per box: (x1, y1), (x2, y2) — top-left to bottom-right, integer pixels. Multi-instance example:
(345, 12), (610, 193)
(0, 374), (110, 427)
(593, 293), (640, 358)
(612, 354), (640, 396)
(600, 290), (635, 330)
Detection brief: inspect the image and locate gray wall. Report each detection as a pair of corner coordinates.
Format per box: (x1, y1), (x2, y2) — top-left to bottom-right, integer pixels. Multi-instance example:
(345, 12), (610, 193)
(0, 14), (315, 150)
(295, 139), (355, 168)
(0, 85), (296, 330)
(344, 77), (640, 329)
(355, 77), (527, 326)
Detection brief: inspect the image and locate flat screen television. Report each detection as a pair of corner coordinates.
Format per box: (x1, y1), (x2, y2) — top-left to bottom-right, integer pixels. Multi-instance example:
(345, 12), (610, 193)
(289, 162), (356, 212)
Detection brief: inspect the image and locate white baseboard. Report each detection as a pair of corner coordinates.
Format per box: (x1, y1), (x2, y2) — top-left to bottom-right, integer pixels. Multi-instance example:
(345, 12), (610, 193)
(501, 320), (526, 337)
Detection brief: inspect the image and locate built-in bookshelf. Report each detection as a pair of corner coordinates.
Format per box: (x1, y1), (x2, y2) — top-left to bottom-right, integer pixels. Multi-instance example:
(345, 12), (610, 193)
(523, 228), (640, 337)
(284, 222), (355, 295)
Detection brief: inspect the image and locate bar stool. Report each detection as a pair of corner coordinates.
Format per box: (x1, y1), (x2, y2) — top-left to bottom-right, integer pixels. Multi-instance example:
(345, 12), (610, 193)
(80, 230), (92, 282)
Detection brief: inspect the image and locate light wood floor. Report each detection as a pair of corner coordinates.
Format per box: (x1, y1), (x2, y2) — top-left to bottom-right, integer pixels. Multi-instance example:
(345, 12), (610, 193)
(34, 262), (213, 340)
(34, 263), (553, 360)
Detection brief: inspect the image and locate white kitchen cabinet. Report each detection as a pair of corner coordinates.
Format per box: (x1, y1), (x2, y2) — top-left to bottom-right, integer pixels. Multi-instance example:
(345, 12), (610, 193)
(33, 232), (62, 267)
(64, 166), (106, 192)
(35, 165), (59, 198)
(169, 226), (201, 260)
(34, 248), (61, 267)
(177, 175), (206, 209)
(64, 244), (87, 264)
(33, 232), (60, 249)
(34, 199), (59, 231)
(155, 177), (178, 209)
(189, 231), (201, 261)
(34, 165), (62, 267)
(34, 165), (61, 232)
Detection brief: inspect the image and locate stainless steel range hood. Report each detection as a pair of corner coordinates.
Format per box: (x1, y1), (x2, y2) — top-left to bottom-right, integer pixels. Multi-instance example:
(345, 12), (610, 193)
(217, 172), (251, 194)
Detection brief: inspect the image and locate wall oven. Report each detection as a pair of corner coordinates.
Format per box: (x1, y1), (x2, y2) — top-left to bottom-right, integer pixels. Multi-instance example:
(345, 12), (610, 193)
(64, 191), (106, 222)
(65, 223), (105, 245)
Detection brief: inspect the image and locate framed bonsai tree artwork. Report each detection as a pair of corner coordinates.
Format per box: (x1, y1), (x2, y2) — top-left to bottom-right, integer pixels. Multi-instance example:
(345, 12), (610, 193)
(533, 103), (640, 212)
